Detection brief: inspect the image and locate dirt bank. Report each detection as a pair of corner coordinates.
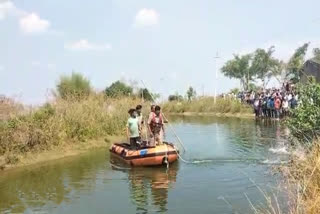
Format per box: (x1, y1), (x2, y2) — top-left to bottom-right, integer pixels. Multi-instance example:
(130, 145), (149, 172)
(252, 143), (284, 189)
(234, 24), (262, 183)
(0, 135), (124, 173)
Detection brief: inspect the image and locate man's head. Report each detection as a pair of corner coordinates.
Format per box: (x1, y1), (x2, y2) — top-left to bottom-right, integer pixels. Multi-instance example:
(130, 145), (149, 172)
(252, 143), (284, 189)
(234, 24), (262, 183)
(151, 105), (156, 112)
(136, 105), (142, 115)
(155, 105), (161, 116)
(128, 108), (137, 118)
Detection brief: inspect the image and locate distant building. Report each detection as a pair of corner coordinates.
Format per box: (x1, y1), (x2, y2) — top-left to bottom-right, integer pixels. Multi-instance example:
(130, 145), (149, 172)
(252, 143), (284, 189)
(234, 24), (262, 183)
(300, 59), (320, 83)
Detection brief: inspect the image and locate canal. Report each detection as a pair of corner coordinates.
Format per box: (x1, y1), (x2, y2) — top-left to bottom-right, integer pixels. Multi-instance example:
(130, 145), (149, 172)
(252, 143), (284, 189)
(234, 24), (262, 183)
(0, 116), (289, 214)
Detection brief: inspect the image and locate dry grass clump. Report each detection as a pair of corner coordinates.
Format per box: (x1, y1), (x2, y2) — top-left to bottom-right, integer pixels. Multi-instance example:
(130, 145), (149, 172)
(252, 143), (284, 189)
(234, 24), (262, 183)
(162, 96), (252, 114)
(282, 143), (320, 214)
(0, 96), (24, 121)
(252, 142), (320, 214)
(0, 94), (144, 165)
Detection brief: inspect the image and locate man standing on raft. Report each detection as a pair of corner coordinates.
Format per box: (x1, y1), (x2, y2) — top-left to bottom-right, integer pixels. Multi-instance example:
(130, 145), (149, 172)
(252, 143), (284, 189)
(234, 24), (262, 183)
(148, 105), (165, 147)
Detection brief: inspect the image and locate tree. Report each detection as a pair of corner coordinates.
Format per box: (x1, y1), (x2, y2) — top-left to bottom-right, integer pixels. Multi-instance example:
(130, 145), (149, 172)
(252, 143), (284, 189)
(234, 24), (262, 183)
(105, 81), (133, 98)
(186, 87), (196, 101)
(251, 46), (282, 88)
(286, 43), (309, 83)
(229, 88), (240, 95)
(168, 94), (183, 102)
(313, 48), (320, 62)
(56, 72), (91, 100)
(221, 54), (256, 91)
(248, 83), (261, 92)
(138, 88), (154, 101)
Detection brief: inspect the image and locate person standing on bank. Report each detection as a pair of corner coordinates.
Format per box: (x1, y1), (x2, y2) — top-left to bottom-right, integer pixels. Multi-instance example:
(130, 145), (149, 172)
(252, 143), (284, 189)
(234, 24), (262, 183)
(148, 105), (165, 146)
(126, 108), (141, 150)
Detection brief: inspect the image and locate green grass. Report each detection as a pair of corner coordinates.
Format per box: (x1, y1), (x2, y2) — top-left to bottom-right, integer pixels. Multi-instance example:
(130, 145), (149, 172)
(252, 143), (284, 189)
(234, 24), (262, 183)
(162, 97), (252, 115)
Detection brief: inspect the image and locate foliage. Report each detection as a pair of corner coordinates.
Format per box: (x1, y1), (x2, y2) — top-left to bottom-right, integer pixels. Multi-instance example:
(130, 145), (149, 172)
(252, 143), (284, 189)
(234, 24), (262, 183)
(0, 96), (24, 120)
(105, 81), (133, 98)
(286, 81), (320, 142)
(282, 142), (320, 214)
(251, 46), (282, 88)
(56, 72), (91, 100)
(0, 95), (145, 164)
(313, 48), (320, 62)
(137, 88), (155, 102)
(168, 94), (184, 102)
(221, 54), (255, 91)
(286, 43), (309, 83)
(248, 83), (261, 92)
(229, 88), (240, 95)
(186, 86), (196, 101)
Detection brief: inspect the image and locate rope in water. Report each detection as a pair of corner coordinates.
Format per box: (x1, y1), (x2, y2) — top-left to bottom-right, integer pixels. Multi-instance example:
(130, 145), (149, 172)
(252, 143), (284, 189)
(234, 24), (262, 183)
(171, 145), (288, 164)
(109, 162), (131, 170)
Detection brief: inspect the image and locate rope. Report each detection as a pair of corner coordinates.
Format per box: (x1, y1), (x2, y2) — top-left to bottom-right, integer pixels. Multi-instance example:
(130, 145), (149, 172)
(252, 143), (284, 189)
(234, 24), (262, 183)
(109, 162), (131, 170)
(171, 145), (286, 165)
(165, 143), (169, 169)
(171, 145), (200, 164)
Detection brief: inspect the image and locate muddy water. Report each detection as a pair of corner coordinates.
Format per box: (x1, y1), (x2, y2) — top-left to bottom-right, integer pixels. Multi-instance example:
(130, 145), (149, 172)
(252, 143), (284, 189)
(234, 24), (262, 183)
(0, 116), (289, 214)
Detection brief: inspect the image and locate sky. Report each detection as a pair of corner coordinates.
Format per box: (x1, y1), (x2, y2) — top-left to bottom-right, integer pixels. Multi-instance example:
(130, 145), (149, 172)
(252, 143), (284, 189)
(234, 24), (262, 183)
(1, 0), (320, 104)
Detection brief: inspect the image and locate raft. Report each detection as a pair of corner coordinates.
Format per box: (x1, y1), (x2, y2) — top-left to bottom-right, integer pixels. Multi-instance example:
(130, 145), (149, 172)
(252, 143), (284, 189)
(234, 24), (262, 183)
(109, 142), (179, 166)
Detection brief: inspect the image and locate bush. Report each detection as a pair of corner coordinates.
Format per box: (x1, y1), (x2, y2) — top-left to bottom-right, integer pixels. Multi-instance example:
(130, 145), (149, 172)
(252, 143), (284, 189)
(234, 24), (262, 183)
(168, 94), (184, 102)
(56, 72), (91, 100)
(286, 81), (320, 143)
(0, 96), (24, 120)
(105, 81), (133, 98)
(137, 88), (154, 101)
(0, 95), (145, 164)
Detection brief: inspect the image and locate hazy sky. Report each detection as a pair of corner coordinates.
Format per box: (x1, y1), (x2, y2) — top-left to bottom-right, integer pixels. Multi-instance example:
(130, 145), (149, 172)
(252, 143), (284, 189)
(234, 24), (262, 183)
(1, 0), (320, 104)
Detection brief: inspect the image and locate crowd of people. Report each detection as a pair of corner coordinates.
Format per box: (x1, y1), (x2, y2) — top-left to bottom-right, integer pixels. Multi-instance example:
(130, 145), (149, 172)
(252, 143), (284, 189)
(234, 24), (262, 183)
(126, 104), (165, 150)
(238, 82), (299, 119)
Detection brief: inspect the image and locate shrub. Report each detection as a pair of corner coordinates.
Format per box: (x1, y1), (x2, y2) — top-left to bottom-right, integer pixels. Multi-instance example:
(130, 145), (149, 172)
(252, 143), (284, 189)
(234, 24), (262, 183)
(286, 81), (320, 143)
(56, 72), (91, 100)
(105, 81), (133, 98)
(168, 94), (184, 102)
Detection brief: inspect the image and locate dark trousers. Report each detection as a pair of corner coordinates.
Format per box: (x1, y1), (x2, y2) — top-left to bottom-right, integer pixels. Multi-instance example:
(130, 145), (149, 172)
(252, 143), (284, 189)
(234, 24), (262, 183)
(130, 137), (141, 150)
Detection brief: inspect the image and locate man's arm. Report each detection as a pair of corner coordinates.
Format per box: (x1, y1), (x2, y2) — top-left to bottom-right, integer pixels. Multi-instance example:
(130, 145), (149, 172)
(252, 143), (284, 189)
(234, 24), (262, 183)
(147, 114), (153, 137)
(126, 126), (129, 141)
(162, 123), (165, 138)
(138, 123), (141, 136)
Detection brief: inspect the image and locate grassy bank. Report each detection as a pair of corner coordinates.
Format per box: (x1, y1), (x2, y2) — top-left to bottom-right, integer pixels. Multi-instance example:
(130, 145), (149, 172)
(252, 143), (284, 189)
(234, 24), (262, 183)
(0, 94), (144, 170)
(162, 97), (253, 116)
(275, 143), (320, 214)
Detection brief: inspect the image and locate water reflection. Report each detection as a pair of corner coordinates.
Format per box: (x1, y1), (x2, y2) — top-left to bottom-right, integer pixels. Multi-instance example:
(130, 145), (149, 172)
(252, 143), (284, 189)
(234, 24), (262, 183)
(0, 149), (107, 214)
(111, 161), (179, 214)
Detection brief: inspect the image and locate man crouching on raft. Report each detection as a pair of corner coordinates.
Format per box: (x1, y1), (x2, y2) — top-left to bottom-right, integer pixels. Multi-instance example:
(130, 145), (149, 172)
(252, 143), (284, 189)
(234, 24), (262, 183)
(148, 105), (165, 146)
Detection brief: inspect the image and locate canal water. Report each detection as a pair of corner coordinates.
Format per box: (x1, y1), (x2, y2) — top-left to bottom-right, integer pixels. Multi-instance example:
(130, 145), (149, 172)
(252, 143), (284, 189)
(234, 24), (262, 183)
(0, 116), (289, 214)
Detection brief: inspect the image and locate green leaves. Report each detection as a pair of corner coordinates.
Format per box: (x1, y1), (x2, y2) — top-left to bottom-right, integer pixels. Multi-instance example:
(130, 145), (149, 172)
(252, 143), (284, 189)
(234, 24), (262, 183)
(186, 86), (196, 101)
(105, 81), (133, 98)
(313, 48), (320, 62)
(286, 43), (309, 83)
(251, 46), (281, 88)
(287, 82), (320, 142)
(221, 54), (252, 90)
(56, 72), (92, 100)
